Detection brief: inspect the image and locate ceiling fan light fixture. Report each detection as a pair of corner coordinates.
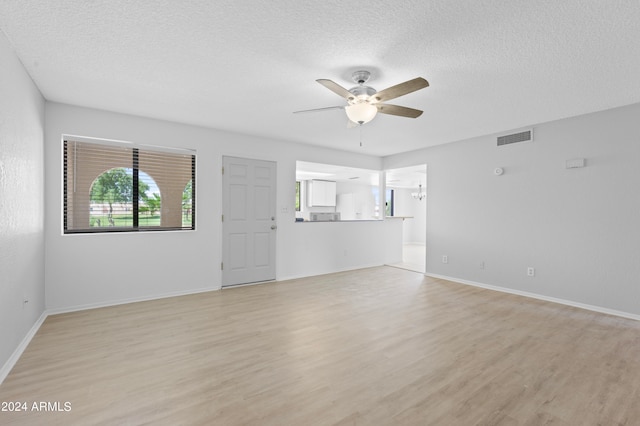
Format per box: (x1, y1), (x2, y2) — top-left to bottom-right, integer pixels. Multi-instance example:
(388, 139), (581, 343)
(298, 73), (429, 128)
(345, 103), (377, 124)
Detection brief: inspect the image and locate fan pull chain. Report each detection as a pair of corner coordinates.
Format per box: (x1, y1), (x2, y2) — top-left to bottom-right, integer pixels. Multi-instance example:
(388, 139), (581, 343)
(359, 123), (363, 147)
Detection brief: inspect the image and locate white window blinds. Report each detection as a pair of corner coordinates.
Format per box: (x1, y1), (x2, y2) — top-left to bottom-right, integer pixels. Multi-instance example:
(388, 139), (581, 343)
(63, 139), (195, 233)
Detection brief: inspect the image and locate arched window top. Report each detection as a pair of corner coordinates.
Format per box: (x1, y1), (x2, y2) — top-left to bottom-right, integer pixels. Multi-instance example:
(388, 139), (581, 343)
(89, 168), (161, 228)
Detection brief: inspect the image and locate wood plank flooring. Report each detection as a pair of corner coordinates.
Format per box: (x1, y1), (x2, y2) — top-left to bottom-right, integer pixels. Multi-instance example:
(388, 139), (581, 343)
(1, 266), (640, 425)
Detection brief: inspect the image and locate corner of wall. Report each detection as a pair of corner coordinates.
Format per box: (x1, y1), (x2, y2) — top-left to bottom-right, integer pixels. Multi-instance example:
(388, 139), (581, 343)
(0, 29), (46, 380)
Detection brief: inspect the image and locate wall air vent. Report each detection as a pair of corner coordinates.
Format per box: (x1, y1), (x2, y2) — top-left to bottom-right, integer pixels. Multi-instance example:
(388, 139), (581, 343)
(497, 129), (533, 147)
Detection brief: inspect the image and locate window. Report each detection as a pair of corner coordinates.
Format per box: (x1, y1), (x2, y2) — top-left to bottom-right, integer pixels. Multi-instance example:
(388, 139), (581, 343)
(385, 189), (394, 216)
(64, 139), (195, 233)
(182, 180), (193, 226)
(295, 181), (301, 211)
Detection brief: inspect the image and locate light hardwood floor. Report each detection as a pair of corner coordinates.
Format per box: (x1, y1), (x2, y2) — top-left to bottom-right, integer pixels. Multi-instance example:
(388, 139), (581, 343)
(1, 266), (640, 425)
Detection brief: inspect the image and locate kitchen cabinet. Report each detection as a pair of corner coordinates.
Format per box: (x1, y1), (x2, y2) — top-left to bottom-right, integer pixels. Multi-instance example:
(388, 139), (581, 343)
(308, 180), (336, 206)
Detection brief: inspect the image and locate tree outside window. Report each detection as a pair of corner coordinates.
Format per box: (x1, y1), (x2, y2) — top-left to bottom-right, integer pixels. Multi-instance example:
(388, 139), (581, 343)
(182, 180), (193, 226)
(89, 168), (158, 227)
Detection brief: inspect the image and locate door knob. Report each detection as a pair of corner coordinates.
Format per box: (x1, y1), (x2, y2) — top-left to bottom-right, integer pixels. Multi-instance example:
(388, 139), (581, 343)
(271, 225), (277, 230)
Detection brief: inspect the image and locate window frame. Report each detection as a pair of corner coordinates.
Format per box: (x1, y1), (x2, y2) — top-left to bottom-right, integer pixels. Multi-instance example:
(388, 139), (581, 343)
(63, 138), (196, 234)
(385, 188), (394, 217)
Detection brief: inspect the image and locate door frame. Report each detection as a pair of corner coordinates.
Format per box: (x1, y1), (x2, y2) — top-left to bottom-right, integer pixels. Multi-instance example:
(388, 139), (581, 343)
(220, 154), (278, 287)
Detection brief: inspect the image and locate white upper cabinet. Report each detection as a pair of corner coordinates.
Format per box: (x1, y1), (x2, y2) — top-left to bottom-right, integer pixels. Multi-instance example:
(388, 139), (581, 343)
(308, 180), (336, 206)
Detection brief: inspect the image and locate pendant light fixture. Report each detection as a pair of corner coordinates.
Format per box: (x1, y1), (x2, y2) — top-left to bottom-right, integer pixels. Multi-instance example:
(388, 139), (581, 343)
(411, 184), (426, 201)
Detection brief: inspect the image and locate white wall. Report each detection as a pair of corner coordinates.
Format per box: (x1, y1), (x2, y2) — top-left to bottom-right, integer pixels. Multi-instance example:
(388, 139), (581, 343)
(284, 221), (387, 280)
(44, 103), (382, 311)
(392, 188), (427, 244)
(336, 180), (378, 220)
(0, 33), (45, 373)
(384, 103), (640, 316)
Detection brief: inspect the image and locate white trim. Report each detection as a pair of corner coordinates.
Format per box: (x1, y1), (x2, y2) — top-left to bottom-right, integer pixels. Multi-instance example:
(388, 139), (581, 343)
(425, 273), (640, 321)
(47, 286), (219, 316)
(0, 311), (48, 385)
(222, 280), (276, 289)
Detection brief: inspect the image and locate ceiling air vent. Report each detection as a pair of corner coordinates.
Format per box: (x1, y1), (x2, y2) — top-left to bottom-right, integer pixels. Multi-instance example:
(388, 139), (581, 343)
(497, 129), (533, 147)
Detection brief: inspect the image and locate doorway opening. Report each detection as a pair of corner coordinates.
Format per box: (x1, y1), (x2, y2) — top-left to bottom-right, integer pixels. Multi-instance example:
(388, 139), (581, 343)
(385, 164), (427, 273)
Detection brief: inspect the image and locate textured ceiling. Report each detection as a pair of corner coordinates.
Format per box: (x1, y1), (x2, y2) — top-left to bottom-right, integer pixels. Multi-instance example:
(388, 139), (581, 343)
(1, 0), (639, 156)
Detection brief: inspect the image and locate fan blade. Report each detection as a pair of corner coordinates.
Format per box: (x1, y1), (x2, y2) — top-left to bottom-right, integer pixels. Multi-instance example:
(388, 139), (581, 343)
(376, 104), (423, 118)
(370, 77), (429, 103)
(293, 106), (345, 114)
(316, 79), (355, 101)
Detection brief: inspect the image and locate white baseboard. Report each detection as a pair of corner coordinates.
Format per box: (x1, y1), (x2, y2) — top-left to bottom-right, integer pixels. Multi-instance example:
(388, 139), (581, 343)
(46, 286), (220, 316)
(0, 311), (48, 385)
(425, 272), (640, 321)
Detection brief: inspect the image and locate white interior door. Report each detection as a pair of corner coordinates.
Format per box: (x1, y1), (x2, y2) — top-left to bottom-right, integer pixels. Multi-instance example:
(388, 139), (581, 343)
(222, 156), (277, 287)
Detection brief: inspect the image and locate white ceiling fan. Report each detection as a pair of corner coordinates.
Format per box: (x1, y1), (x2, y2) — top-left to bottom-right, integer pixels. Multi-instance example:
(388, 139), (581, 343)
(294, 70), (429, 126)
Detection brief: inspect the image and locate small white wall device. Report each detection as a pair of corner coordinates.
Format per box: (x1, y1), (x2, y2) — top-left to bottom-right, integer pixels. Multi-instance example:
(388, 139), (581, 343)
(494, 167), (504, 176)
(565, 158), (585, 169)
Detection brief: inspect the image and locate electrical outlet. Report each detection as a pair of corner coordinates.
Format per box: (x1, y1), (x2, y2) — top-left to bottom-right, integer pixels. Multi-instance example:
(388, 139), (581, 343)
(442, 255), (448, 264)
(480, 261), (485, 269)
(527, 267), (535, 277)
